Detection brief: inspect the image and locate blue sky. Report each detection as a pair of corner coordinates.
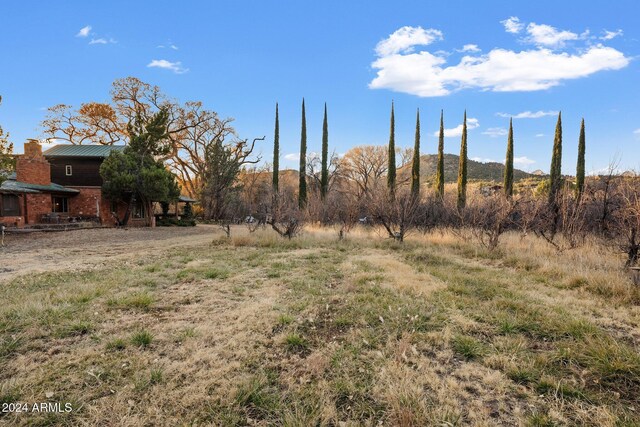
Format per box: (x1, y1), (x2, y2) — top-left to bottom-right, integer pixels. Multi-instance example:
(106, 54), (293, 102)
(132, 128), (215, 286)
(1, 0), (638, 174)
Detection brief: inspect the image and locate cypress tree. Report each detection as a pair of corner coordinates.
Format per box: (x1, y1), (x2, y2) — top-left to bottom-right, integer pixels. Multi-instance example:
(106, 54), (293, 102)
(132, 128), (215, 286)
(411, 108), (421, 199)
(387, 101), (396, 196)
(504, 118), (514, 198)
(549, 112), (563, 204)
(435, 110), (445, 198)
(272, 103), (279, 194)
(320, 103), (329, 200)
(298, 98), (307, 208)
(457, 111), (468, 210)
(576, 118), (585, 201)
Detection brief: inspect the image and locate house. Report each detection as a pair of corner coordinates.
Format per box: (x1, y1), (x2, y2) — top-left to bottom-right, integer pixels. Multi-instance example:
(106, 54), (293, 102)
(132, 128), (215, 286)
(0, 140), (188, 228)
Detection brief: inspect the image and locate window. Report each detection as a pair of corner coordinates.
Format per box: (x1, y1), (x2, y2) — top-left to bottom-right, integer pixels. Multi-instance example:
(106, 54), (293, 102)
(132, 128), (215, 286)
(132, 199), (146, 219)
(65, 165), (73, 176)
(52, 196), (69, 213)
(1, 194), (20, 216)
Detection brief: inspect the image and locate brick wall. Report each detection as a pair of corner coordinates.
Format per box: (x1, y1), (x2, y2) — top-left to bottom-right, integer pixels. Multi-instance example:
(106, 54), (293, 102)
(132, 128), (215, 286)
(24, 193), (51, 224)
(68, 187), (102, 218)
(16, 158), (51, 186)
(16, 141), (51, 186)
(0, 194), (25, 227)
(0, 216), (24, 228)
(67, 187), (134, 227)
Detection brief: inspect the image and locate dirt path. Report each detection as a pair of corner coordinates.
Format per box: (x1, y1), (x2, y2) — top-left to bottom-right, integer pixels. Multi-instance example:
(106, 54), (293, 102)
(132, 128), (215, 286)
(0, 225), (222, 281)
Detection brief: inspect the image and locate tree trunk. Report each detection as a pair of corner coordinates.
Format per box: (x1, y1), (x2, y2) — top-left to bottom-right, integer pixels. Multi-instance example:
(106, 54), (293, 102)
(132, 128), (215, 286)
(121, 193), (135, 226)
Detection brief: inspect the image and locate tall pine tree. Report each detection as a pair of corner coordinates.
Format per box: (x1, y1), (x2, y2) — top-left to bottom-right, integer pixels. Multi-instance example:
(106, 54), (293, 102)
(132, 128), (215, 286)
(504, 118), (514, 198)
(387, 101), (396, 197)
(298, 98), (307, 208)
(457, 111), (468, 210)
(272, 103), (279, 194)
(411, 108), (421, 199)
(435, 110), (445, 198)
(549, 112), (563, 205)
(320, 103), (329, 200)
(576, 118), (586, 201)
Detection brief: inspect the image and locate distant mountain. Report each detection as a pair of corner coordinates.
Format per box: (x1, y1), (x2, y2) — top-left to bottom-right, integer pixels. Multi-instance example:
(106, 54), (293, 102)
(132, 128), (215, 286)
(399, 154), (534, 183)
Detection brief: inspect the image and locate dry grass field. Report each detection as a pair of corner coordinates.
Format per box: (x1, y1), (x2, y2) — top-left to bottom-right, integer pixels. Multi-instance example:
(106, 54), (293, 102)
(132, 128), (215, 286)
(1, 225), (639, 426)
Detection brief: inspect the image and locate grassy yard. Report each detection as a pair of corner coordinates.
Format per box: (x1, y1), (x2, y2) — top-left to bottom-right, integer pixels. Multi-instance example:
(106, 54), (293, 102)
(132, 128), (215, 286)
(1, 226), (639, 426)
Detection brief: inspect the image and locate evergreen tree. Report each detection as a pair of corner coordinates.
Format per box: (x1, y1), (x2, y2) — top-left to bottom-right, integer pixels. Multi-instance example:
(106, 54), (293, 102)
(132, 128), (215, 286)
(298, 98), (307, 208)
(504, 118), (514, 198)
(411, 108), (421, 199)
(320, 103), (329, 200)
(101, 108), (179, 226)
(272, 103), (279, 194)
(435, 110), (445, 198)
(387, 101), (396, 196)
(549, 112), (563, 204)
(457, 111), (468, 210)
(576, 118), (586, 201)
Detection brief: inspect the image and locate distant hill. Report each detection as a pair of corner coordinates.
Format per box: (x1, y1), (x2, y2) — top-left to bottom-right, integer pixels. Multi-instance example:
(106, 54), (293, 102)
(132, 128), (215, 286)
(399, 154), (533, 183)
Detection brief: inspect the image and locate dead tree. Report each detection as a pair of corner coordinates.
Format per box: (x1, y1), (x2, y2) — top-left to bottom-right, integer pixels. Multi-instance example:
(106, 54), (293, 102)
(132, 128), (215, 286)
(460, 193), (519, 251)
(371, 186), (420, 242)
(268, 189), (303, 239)
(610, 177), (640, 267)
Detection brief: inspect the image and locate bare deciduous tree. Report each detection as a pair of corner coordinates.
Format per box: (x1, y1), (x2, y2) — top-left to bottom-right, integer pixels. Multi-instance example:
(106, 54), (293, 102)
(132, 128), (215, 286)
(371, 185), (420, 242)
(338, 145), (388, 200)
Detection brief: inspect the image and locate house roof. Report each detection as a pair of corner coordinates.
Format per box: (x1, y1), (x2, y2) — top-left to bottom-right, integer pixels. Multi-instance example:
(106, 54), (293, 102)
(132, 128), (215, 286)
(178, 195), (197, 203)
(0, 174), (80, 195)
(43, 144), (125, 158)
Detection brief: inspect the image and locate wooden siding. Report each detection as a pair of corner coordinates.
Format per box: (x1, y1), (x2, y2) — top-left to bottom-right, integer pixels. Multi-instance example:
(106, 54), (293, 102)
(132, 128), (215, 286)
(48, 158), (105, 187)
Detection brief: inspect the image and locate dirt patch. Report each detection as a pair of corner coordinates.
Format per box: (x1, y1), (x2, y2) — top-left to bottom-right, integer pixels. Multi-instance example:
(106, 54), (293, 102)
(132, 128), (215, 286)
(0, 225), (222, 281)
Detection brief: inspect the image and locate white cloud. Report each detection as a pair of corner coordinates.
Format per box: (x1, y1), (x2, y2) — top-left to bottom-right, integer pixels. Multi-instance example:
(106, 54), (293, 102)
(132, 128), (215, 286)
(460, 44), (480, 53)
(284, 153), (299, 162)
(157, 44), (179, 50)
(497, 110), (558, 119)
(76, 25), (91, 37)
(482, 127), (508, 137)
(147, 59), (189, 74)
(634, 129), (640, 135)
(433, 117), (479, 138)
(471, 157), (497, 163)
(375, 26), (443, 56)
(370, 25), (629, 97)
(536, 133), (545, 137)
(89, 38), (116, 45)
(501, 17), (523, 34)
(601, 29), (623, 40)
(525, 23), (579, 48)
(514, 156), (536, 166)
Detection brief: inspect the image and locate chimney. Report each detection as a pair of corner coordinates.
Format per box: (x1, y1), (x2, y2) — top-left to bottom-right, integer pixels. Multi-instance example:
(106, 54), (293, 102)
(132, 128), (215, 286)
(16, 140), (51, 186)
(23, 139), (44, 158)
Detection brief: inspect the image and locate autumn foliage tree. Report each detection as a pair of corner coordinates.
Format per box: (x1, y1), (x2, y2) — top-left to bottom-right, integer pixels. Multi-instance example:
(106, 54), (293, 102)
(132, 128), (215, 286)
(338, 145), (388, 200)
(0, 96), (15, 186)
